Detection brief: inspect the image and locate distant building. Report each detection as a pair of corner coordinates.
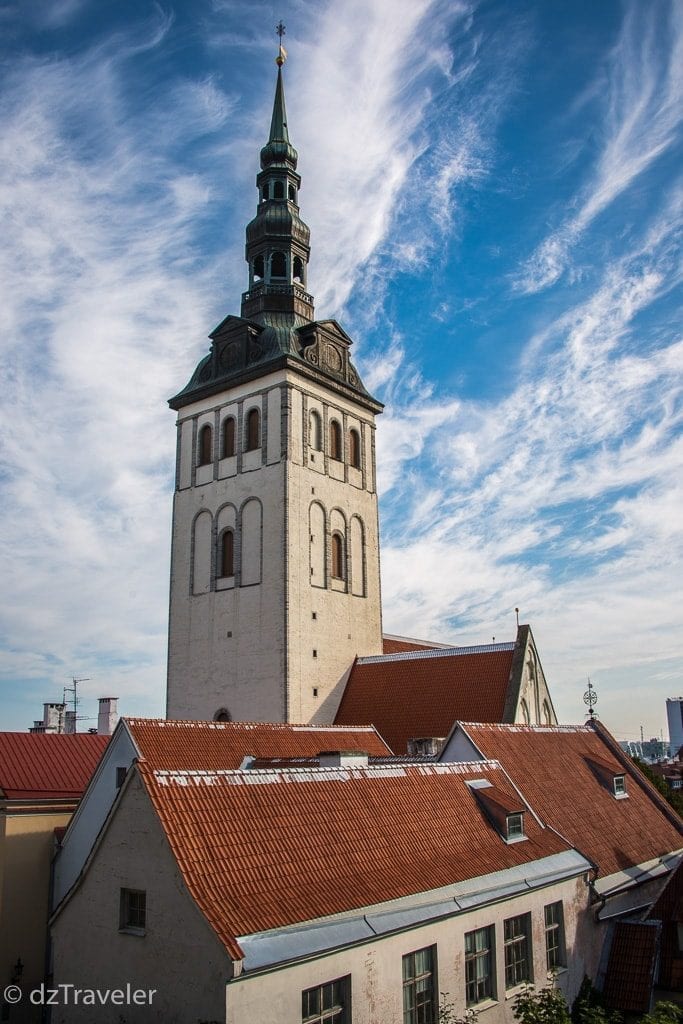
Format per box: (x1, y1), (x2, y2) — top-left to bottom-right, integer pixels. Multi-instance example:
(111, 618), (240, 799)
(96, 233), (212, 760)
(667, 698), (683, 758)
(0, 732), (109, 1022)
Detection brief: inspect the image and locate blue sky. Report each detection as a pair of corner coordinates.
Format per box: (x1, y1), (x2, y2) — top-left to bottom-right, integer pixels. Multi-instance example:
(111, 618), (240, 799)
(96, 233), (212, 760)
(0, 0), (681, 741)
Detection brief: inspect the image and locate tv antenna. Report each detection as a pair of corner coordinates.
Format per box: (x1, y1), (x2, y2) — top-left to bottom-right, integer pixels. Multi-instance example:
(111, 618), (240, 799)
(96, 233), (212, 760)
(63, 677), (90, 730)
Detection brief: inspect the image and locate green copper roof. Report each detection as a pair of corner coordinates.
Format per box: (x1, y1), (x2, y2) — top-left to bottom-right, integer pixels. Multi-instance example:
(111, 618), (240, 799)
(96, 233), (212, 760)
(260, 65), (298, 169)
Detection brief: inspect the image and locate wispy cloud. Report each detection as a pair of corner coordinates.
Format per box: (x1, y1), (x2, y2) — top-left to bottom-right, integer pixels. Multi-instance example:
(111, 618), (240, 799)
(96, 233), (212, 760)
(516, 0), (683, 294)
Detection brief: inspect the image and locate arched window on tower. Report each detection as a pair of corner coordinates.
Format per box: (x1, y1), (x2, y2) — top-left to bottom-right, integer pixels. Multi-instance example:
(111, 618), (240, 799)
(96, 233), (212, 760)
(219, 529), (234, 578)
(293, 256), (304, 285)
(222, 417), (236, 458)
(270, 251), (286, 279)
(349, 428), (361, 469)
(262, 183), (269, 201)
(214, 708), (232, 723)
(330, 419), (342, 461)
(288, 184), (296, 201)
(198, 424), (212, 466)
(273, 180), (284, 199)
(253, 254), (264, 283)
(246, 408), (260, 451)
(309, 410), (322, 451)
(331, 532), (345, 580)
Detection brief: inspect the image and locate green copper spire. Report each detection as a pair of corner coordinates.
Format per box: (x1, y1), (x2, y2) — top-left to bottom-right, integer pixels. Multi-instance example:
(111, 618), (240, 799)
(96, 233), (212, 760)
(269, 65), (288, 143)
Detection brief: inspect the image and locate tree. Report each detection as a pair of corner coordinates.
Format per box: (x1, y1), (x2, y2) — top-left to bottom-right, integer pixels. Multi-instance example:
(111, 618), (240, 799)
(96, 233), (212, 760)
(512, 984), (571, 1024)
(632, 758), (683, 818)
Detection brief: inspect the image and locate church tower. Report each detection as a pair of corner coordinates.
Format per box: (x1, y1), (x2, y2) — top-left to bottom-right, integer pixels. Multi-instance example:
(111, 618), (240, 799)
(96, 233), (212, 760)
(166, 47), (384, 725)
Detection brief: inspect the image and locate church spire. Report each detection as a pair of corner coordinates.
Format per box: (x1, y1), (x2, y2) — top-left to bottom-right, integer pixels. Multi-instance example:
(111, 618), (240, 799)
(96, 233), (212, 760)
(242, 34), (314, 325)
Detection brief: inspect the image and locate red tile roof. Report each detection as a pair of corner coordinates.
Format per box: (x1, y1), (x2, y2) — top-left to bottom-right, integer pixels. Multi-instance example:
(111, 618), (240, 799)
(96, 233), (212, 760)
(0, 733), (109, 800)
(458, 723), (683, 878)
(140, 759), (571, 960)
(602, 921), (659, 1012)
(382, 635), (447, 655)
(125, 719), (392, 769)
(335, 646), (515, 754)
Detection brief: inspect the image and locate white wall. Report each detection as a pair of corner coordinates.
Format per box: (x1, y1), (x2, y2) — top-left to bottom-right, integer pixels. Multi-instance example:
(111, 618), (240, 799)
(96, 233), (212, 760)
(53, 724), (138, 909)
(226, 875), (595, 1024)
(52, 774), (232, 1024)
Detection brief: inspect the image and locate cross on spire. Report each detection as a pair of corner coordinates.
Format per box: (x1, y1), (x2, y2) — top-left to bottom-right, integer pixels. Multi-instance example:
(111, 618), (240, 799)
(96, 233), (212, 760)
(276, 21), (287, 66)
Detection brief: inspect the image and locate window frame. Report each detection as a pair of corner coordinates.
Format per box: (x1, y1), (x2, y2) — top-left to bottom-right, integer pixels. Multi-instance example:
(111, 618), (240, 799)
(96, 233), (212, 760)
(506, 812), (525, 841)
(309, 410), (322, 451)
(329, 419), (343, 461)
(222, 416), (236, 458)
(331, 532), (345, 580)
(504, 913), (532, 990)
(198, 423), (213, 466)
(465, 925), (495, 1006)
(613, 774), (627, 797)
(349, 428), (361, 469)
(245, 408), (261, 451)
(301, 976), (350, 1024)
(219, 529), (234, 578)
(402, 945), (436, 1024)
(119, 888), (146, 935)
(544, 901), (566, 972)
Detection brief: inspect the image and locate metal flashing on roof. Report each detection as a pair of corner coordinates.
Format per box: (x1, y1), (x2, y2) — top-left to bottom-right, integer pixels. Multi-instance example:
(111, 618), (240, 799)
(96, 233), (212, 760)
(234, 849), (591, 974)
(357, 643), (516, 665)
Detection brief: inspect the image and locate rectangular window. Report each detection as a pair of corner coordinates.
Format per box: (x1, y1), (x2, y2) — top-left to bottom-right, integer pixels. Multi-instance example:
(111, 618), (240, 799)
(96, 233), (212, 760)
(506, 812), (525, 840)
(119, 888), (146, 934)
(544, 902), (565, 971)
(302, 976), (350, 1024)
(402, 946), (436, 1024)
(504, 913), (532, 989)
(613, 775), (627, 796)
(115, 766), (127, 789)
(465, 926), (495, 1005)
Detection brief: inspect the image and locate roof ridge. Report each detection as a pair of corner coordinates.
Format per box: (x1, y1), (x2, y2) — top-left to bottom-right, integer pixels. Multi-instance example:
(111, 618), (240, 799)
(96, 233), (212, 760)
(150, 759), (504, 787)
(358, 643), (515, 664)
(125, 718), (378, 731)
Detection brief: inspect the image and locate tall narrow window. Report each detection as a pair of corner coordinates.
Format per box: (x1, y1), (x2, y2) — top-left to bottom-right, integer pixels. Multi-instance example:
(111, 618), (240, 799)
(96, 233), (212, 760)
(504, 913), (532, 989)
(220, 530), (234, 578)
(119, 889), (146, 934)
(288, 184), (296, 201)
(349, 428), (361, 468)
(330, 419), (342, 461)
(544, 902), (565, 971)
(465, 926), (495, 1006)
(293, 255), (304, 284)
(246, 408), (260, 451)
(222, 417), (236, 458)
(273, 180), (284, 199)
(271, 251), (286, 278)
(198, 424), (212, 466)
(331, 532), (344, 580)
(302, 976), (350, 1024)
(253, 254), (264, 282)
(402, 946), (435, 1024)
(262, 183), (270, 201)
(309, 410), (322, 451)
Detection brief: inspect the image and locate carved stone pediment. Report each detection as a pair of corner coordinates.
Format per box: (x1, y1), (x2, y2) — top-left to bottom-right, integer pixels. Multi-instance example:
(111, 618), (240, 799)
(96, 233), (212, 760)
(298, 319), (366, 394)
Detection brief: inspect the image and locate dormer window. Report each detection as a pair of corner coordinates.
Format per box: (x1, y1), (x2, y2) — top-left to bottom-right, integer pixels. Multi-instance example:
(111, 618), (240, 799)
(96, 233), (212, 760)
(506, 812), (525, 841)
(613, 774), (627, 798)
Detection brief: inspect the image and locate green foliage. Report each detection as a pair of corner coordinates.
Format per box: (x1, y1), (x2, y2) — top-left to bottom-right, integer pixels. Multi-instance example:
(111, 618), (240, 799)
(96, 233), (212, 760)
(640, 1003), (683, 1024)
(571, 976), (621, 1024)
(512, 984), (571, 1024)
(632, 758), (683, 818)
(438, 994), (478, 1024)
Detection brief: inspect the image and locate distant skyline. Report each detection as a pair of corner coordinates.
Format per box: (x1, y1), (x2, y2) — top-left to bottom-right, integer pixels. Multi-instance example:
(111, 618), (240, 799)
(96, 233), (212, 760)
(0, 0), (681, 740)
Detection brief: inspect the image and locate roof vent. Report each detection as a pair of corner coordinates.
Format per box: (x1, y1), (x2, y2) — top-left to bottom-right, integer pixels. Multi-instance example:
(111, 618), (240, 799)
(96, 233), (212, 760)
(318, 750), (368, 768)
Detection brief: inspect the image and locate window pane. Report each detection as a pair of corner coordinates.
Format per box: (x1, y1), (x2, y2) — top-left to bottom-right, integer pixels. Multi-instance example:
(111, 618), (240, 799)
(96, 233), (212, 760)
(504, 914), (531, 989)
(402, 947), (434, 1024)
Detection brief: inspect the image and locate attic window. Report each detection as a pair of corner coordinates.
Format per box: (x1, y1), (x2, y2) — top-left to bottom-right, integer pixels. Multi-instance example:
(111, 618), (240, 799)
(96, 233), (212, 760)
(506, 812), (525, 841)
(613, 775), (627, 798)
